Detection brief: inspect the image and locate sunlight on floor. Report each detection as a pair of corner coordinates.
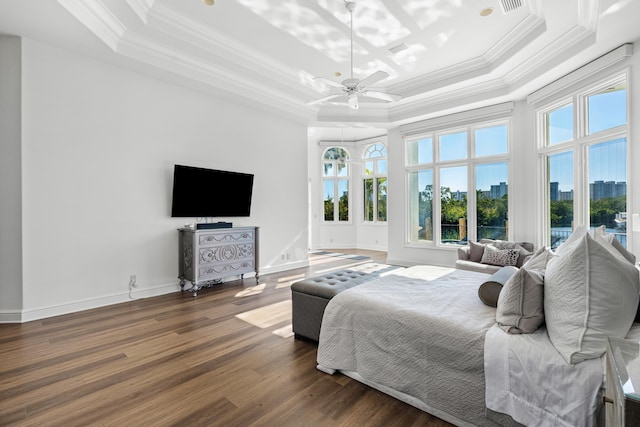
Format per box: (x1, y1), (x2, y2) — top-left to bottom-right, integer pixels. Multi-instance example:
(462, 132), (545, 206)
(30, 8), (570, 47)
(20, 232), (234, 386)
(272, 324), (294, 338)
(234, 283), (266, 297)
(235, 300), (292, 329)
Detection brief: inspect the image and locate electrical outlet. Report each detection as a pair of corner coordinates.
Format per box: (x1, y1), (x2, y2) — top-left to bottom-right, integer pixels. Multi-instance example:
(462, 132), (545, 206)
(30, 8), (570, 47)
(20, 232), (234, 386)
(129, 275), (137, 288)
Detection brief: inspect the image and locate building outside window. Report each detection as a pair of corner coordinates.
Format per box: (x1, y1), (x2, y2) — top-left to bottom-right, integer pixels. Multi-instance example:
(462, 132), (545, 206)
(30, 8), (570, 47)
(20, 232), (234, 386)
(406, 122), (510, 245)
(363, 143), (387, 223)
(538, 75), (628, 249)
(323, 147), (350, 222)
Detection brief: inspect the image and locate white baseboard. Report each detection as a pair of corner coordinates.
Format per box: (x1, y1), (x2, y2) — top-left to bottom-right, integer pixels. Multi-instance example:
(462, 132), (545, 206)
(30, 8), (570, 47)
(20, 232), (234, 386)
(258, 259), (309, 276)
(0, 310), (23, 323)
(0, 261), (313, 323)
(6, 282), (181, 323)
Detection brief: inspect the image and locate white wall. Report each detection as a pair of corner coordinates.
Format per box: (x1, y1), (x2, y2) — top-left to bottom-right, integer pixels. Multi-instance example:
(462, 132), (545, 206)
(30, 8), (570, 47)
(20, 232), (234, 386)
(0, 36), (23, 320)
(2, 38), (308, 321)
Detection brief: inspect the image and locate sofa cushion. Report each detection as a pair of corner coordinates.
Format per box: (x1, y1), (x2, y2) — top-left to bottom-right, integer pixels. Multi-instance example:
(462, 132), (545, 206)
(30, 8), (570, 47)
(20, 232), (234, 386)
(545, 231), (640, 364)
(469, 240), (486, 262)
(455, 259), (502, 274)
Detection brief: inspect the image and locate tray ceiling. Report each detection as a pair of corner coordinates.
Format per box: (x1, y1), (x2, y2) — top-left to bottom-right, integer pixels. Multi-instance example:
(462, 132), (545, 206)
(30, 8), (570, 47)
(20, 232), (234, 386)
(2, 0), (639, 128)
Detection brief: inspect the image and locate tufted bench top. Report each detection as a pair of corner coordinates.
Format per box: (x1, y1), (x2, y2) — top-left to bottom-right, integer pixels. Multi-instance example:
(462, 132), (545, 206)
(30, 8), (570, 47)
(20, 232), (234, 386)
(291, 270), (375, 299)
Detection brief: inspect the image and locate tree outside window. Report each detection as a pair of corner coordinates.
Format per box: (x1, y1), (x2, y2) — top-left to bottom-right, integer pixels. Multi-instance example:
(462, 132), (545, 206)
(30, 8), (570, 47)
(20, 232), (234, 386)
(406, 122), (509, 245)
(363, 143), (387, 223)
(323, 147), (350, 222)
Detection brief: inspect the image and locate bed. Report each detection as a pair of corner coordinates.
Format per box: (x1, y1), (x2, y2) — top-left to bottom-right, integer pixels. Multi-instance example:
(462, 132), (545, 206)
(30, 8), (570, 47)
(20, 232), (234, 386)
(316, 261), (640, 427)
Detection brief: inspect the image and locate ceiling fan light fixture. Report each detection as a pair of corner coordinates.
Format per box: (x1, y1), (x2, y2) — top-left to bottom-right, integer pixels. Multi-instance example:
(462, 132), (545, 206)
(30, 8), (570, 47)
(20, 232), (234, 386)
(203, 0), (215, 6)
(348, 92), (359, 110)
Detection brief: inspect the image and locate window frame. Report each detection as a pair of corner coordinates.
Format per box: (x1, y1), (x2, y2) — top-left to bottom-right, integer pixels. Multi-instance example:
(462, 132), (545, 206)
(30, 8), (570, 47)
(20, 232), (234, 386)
(404, 119), (511, 247)
(536, 72), (629, 248)
(322, 147), (351, 224)
(362, 143), (388, 224)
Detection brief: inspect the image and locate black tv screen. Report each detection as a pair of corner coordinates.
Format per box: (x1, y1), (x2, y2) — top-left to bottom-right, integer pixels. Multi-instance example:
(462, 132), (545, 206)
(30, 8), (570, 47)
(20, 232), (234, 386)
(171, 164), (254, 217)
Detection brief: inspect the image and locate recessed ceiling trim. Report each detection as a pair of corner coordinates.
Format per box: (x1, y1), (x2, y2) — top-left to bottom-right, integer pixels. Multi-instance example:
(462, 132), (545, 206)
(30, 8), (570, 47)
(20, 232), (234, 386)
(125, 0), (155, 24)
(578, 0), (600, 30)
(389, 15), (546, 97)
(483, 15), (546, 64)
(527, 43), (633, 106)
(504, 25), (595, 85)
(57, 0), (126, 51)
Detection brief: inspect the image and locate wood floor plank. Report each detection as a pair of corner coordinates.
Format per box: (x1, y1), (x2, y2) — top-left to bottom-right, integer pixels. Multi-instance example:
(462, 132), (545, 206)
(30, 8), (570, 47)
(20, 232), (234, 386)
(0, 250), (455, 427)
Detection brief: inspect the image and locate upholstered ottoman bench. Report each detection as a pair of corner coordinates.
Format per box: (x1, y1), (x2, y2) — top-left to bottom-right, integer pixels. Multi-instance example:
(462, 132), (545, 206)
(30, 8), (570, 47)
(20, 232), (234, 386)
(291, 269), (377, 342)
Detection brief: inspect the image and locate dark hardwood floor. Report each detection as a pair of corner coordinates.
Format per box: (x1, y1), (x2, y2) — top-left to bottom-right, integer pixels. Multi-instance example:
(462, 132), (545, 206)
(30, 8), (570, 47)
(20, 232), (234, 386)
(0, 250), (453, 426)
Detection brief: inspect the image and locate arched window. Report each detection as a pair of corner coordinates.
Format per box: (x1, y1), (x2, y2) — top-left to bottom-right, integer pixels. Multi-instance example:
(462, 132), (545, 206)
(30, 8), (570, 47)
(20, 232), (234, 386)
(323, 147), (350, 222)
(363, 143), (387, 222)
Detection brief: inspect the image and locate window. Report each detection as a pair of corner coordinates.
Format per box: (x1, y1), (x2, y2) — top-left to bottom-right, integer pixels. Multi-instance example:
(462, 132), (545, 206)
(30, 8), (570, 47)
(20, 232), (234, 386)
(363, 143), (387, 223)
(323, 147), (350, 222)
(538, 76), (627, 249)
(406, 122), (509, 245)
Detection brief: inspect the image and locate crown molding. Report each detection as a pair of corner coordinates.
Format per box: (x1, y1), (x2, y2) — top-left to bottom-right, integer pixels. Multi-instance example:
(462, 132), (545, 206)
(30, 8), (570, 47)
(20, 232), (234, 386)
(57, 0), (126, 51)
(527, 43), (633, 106)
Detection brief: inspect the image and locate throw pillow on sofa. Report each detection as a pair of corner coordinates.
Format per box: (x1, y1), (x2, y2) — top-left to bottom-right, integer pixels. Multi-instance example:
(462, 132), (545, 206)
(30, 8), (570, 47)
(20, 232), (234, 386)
(545, 231), (640, 364)
(480, 245), (519, 267)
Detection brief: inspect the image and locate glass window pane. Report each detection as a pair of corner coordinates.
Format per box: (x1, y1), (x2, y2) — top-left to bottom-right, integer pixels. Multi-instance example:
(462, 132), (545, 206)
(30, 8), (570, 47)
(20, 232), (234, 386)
(476, 163), (508, 240)
(337, 163), (348, 177)
(439, 132), (467, 161)
(364, 161), (374, 175)
(377, 177), (387, 222)
(549, 151), (574, 249)
(408, 169), (433, 242)
(377, 159), (387, 174)
(588, 84), (627, 134)
(546, 104), (573, 146)
(323, 180), (334, 221)
(407, 137), (433, 165)
(589, 138), (627, 247)
(475, 125), (508, 157)
(364, 179), (374, 222)
(338, 179), (349, 221)
(440, 166), (467, 244)
(323, 162), (334, 177)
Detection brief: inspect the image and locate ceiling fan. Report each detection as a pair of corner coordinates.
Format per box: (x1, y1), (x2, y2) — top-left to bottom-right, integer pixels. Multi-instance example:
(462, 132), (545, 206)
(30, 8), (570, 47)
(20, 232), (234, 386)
(308, 1), (402, 110)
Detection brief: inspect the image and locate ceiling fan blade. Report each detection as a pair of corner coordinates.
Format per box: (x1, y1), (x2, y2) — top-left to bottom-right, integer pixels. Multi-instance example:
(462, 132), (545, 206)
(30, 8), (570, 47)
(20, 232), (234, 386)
(361, 90), (402, 102)
(313, 77), (345, 89)
(358, 70), (389, 88)
(307, 93), (343, 106)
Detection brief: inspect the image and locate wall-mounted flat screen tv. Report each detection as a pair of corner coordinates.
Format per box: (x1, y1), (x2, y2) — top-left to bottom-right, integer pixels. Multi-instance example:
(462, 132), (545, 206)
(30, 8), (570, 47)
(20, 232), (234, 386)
(171, 164), (254, 217)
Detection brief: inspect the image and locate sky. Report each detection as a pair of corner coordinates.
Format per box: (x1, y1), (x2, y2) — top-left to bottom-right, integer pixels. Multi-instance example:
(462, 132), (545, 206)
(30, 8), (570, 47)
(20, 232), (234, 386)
(414, 88), (627, 194)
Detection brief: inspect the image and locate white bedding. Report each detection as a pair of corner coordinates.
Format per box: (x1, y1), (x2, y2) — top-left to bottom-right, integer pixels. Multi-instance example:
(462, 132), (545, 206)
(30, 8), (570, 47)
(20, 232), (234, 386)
(485, 323), (640, 427)
(316, 264), (636, 427)
(317, 266), (501, 426)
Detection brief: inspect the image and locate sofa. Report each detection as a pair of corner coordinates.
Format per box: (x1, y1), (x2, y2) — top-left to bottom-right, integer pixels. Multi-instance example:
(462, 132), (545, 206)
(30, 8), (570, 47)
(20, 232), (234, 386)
(456, 239), (534, 274)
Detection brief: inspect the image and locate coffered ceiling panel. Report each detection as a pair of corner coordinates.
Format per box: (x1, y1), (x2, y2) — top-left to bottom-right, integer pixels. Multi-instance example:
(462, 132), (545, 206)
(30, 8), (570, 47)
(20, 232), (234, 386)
(2, 0), (639, 128)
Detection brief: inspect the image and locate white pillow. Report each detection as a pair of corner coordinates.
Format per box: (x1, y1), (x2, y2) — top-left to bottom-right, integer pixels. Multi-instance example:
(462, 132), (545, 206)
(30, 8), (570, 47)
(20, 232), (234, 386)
(545, 232), (640, 364)
(522, 246), (555, 270)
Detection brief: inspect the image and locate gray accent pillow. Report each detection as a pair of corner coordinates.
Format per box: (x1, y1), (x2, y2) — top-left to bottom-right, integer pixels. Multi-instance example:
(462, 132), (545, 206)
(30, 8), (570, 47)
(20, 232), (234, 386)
(481, 245), (519, 266)
(478, 266), (518, 307)
(496, 267), (545, 334)
(469, 240), (486, 262)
